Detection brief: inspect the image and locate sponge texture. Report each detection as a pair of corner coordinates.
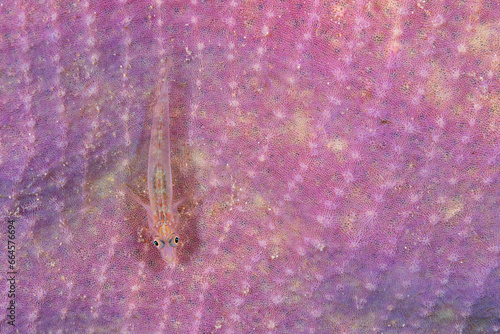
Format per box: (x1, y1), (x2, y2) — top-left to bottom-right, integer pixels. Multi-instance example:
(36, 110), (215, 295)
(1, 1), (499, 333)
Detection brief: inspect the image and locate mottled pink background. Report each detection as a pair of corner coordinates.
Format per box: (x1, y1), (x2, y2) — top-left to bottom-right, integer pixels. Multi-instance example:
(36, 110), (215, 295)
(1, 0), (500, 333)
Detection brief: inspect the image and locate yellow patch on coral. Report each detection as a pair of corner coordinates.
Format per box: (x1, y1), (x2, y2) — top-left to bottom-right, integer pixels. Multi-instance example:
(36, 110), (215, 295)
(427, 61), (452, 106)
(253, 193), (266, 206)
(191, 148), (209, 169)
(469, 23), (499, 54)
(91, 172), (117, 200)
(444, 198), (464, 220)
(287, 111), (311, 144)
(327, 137), (347, 152)
(488, 95), (500, 133)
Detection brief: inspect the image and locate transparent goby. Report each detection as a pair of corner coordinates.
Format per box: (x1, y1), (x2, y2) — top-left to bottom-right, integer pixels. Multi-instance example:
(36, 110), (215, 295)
(128, 60), (180, 264)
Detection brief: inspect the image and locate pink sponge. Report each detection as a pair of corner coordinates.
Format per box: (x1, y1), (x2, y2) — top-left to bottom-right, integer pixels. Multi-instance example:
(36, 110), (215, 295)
(1, 0), (499, 333)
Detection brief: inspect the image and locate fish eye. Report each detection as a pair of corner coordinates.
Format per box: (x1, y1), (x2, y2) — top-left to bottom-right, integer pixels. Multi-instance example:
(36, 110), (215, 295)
(169, 236), (179, 248)
(154, 238), (165, 249)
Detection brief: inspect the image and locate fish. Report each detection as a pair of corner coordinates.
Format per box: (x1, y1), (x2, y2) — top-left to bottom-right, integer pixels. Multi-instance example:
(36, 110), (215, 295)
(127, 59), (180, 263)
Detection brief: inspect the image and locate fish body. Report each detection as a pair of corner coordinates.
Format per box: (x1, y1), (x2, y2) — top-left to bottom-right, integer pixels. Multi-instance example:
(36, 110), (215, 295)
(146, 60), (179, 263)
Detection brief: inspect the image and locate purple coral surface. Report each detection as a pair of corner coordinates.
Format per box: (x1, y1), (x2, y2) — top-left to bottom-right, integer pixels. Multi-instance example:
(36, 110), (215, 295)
(1, 0), (500, 333)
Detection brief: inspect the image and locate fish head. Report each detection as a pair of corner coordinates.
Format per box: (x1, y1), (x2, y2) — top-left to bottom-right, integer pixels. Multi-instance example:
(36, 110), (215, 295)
(153, 224), (179, 263)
